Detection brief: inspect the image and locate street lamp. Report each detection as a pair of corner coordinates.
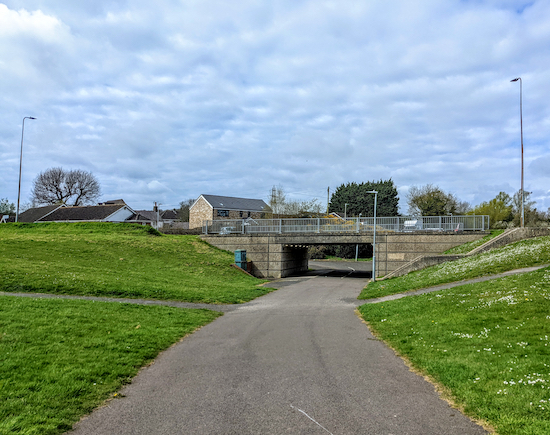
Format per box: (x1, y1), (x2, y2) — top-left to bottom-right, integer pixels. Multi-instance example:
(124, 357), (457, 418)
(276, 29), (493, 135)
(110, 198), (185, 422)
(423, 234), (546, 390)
(510, 77), (524, 228)
(16, 116), (36, 223)
(355, 213), (362, 261)
(366, 190), (378, 281)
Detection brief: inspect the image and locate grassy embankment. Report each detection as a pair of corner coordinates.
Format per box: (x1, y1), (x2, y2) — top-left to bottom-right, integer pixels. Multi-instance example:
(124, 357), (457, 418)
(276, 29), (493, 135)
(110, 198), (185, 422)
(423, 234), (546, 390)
(443, 229), (505, 255)
(0, 223), (271, 434)
(360, 236), (550, 299)
(0, 222), (271, 304)
(359, 236), (550, 434)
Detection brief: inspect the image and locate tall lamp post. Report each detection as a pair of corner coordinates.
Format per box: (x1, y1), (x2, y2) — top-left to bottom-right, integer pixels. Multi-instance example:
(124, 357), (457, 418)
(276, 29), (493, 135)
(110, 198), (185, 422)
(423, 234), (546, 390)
(366, 190), (378, 281)
(16, 116), (36, 223)
(510, 77), (524, 228)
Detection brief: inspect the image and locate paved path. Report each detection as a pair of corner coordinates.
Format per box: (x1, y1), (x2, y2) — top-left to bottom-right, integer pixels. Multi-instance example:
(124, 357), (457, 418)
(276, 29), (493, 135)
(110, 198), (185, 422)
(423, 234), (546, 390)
(69, 274), (487, 435)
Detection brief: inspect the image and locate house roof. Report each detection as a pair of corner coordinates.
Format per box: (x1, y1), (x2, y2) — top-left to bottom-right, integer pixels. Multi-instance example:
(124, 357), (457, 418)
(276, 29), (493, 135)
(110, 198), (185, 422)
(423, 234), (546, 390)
(98, 199), (126, 205)
(38, 204), (128, 221)
(195, 195), (271, 212)
(17, 204), (64, 222)
(133, 210), (158, 221)
(161, 209), (179, 220)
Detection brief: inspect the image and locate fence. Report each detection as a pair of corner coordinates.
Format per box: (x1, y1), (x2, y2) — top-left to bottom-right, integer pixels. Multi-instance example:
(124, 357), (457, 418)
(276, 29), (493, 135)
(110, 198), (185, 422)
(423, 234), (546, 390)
(203, 215), (490, 235)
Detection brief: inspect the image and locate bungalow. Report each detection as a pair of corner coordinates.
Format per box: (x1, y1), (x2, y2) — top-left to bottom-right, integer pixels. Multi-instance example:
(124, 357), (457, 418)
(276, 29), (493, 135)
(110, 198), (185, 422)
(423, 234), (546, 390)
(17, 203), (135, 223)
(189, 194), (271, 229)
(132, 205), (181, 229)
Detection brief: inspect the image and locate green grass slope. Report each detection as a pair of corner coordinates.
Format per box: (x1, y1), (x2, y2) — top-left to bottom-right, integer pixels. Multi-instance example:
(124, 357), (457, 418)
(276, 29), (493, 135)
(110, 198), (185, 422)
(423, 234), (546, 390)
(359, 267), (550, 435)
(0, 223), (271, 303)
(443, 229), (505, 255)
(360, 236), (550, 299)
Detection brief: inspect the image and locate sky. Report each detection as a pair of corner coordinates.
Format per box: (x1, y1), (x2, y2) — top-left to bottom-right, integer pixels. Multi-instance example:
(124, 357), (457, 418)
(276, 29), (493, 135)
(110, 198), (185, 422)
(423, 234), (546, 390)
(1, 0), (549, 214)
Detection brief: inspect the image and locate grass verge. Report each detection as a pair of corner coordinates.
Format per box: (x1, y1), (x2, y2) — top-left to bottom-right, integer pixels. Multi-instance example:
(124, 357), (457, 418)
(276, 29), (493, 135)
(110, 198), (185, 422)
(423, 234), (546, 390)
(444, 230), (505, 255)
(0, 296), (221, 435)
(358, 267), (550, 435)
(0, 223), (272, 303)
(324, 256), (373, 262)
(359, 236), (550, 299)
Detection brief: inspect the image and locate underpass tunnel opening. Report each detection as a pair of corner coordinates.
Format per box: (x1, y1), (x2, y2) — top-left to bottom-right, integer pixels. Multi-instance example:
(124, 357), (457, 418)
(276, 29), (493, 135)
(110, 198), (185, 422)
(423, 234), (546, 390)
(305, 243), (374, 278)
(308, 243), (373, 261)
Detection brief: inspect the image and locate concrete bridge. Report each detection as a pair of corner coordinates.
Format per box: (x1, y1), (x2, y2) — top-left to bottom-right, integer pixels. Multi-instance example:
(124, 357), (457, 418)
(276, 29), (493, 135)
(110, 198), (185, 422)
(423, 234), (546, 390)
(202, 230), (488, 279)
(201, 215), (489, 278)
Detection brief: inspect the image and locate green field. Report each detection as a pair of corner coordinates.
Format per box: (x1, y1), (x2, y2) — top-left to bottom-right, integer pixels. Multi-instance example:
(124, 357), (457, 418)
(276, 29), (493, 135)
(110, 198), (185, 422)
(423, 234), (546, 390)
(0, 296), (221, 435)
(359, 266), (550, 434)
(0, 223), (271, 303)
(360, 236), (550, 299)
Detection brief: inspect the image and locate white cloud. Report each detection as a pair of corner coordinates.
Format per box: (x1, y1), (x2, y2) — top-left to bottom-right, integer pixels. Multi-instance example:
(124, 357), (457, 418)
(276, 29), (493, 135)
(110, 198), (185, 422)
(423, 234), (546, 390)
(0, 0), (548, 212)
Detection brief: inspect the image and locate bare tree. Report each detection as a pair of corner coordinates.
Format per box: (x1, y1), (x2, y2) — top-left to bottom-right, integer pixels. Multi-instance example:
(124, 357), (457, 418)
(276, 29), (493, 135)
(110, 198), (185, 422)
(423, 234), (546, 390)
(269, 185), (322, 217)
(31, 167), (101, 206)
(177, 199), (195, 222)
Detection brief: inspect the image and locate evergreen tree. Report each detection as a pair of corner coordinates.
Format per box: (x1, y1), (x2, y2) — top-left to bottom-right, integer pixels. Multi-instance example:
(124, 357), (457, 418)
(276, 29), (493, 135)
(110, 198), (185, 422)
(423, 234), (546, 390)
(329, 179), (399, 217)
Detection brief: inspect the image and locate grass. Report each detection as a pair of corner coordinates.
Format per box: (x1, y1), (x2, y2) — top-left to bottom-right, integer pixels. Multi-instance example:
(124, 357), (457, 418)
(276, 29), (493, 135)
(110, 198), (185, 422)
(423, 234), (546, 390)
(323, 256), (373, 262)
(444, 229), (505, 255)
(359, 236), (550, 299)
(358, 267), (550, 435)
(0, 222), (272, 304)
(0, 296), (221, 435)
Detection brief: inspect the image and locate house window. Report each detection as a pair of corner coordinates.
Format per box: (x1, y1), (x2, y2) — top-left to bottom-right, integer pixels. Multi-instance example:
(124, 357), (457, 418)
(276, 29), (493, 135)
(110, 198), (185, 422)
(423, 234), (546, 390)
(240, 211), (243, 218)
(217, 210), (229, 217)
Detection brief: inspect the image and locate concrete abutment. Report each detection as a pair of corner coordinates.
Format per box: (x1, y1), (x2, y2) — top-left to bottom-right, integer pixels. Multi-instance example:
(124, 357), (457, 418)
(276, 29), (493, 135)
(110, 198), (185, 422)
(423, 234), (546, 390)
(201, 232), (487, 279)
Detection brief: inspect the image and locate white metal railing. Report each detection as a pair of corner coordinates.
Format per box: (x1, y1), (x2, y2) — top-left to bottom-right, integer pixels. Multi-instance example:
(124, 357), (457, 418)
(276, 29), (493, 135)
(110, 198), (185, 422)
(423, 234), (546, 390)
(203, 215), (490, 235)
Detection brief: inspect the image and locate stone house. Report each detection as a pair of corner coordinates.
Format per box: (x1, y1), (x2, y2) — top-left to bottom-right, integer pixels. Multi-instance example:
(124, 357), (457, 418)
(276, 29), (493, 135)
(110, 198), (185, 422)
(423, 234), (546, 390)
(189, 194), (271, 229)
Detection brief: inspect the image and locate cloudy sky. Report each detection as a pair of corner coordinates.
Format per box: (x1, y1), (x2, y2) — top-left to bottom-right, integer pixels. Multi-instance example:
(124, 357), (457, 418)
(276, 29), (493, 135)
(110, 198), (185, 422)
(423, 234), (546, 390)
(1, 0), (549, 213)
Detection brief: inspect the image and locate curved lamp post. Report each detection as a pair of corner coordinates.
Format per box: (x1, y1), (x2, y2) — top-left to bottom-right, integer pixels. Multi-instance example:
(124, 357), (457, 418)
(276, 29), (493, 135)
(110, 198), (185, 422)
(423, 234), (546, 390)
(510, 77), (524, 228)
(16, 116), (36, 222)
(366, 190), (378, 281)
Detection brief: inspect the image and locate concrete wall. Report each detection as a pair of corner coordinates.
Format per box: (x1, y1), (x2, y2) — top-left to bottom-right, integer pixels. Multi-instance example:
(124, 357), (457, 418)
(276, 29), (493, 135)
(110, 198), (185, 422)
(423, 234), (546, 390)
(201, 234), (309, 278)
(202, 231), (487, 279)
(382, 227), (550, 279)
(376, 232), (485, 276)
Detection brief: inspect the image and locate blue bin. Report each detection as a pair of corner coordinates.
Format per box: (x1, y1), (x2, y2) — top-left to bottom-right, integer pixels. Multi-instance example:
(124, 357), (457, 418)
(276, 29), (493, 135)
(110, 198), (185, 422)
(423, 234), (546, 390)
(235, 250), (247, 269)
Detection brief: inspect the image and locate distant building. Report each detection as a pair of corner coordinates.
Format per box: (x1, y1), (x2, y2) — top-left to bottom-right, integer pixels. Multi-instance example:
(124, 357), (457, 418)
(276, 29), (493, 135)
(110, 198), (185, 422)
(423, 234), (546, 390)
(9, 200), (187, 230)
(189, 194), (271, 229)
(132, 203), (181, 229)
(17, 203), (135, 223)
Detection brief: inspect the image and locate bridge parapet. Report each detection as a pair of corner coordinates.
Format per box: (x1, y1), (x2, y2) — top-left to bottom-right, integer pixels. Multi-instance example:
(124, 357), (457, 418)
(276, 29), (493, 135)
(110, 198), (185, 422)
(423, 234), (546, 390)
(203, 215), (489, 235)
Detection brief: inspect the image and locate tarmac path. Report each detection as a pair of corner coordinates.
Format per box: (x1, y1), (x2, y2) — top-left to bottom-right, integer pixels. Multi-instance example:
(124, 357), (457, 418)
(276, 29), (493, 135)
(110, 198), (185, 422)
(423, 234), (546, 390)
(69, 273), (487, 435)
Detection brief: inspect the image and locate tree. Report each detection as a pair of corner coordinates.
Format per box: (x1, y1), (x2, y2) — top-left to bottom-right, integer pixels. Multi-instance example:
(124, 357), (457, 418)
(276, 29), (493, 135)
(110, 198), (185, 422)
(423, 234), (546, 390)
(0, 198), (15, 215)
(470, 191), (513, 228)
(269, 185), (286, 216)
(511, 190), (544, 227)
(268, 186), (323, 217)
(177, 199), (195, 222)
(406, 184), (464, 216)
(329, 179), (399, 217)
(31, 167), (101, 206)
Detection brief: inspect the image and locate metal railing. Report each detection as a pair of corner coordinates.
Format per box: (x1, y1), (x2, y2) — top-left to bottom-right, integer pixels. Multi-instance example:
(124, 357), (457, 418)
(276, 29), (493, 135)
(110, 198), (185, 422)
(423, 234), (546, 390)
(203, 215), (490, 235)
